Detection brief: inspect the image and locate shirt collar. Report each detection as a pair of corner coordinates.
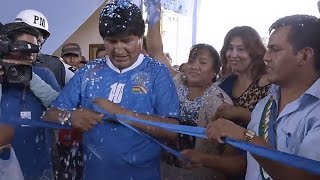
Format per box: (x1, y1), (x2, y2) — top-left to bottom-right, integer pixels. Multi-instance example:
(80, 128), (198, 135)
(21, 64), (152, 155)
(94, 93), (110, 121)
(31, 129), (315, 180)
(304, 77), (320, 100)
(269, 77), (320, 101)
(106, 54), (144, 73)
(269, 84), (280, 101)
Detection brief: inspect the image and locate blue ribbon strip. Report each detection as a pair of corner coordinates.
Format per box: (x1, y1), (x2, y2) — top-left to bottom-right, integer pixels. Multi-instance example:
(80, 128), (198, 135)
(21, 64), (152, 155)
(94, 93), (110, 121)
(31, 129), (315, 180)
(116, 114), (320, 175)
(224, 138), (320, 175)
(0, 117), (71, 129)
(116, 114), (206, 138)
(2, 113), (320, 175)
(117, 119), (186, 160)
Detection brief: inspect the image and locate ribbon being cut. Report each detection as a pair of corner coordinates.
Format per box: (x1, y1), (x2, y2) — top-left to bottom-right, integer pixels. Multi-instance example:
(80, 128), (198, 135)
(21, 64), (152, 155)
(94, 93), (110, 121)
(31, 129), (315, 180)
(3, 112), (320, 175)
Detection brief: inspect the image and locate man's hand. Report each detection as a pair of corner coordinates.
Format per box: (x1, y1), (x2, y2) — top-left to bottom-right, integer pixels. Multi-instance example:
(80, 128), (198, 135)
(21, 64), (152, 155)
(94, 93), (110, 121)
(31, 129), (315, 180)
(206, 118), (246, 143)
(0, 125), (14, 147)
(93, 98), (129, 115)
(70, 108), (103, 131)
(3, 53), (34, 65)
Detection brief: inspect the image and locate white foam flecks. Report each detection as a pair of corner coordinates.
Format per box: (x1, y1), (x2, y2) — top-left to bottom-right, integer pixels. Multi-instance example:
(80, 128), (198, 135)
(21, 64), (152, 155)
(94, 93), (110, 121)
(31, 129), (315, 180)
(70, 147), (76, 157)
(133, 155), (136, 163)
(83, 154), (87, 161)
(101, 0), (138, 22)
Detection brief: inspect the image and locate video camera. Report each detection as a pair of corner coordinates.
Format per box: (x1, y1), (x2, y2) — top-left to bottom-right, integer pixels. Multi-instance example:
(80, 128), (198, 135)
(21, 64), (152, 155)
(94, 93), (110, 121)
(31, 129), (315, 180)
(0, 22), (39, 83)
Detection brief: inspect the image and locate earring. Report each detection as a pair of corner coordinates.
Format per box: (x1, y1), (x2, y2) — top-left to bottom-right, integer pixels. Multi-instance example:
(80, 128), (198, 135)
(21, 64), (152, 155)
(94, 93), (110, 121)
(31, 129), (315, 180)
(212, 73), (217, 82)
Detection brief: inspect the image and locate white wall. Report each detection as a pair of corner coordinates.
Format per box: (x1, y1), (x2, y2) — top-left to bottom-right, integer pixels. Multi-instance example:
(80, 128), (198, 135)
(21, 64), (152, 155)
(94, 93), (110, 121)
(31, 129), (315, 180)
(53, 3), (105, 60)
(162, 10), (193, 66)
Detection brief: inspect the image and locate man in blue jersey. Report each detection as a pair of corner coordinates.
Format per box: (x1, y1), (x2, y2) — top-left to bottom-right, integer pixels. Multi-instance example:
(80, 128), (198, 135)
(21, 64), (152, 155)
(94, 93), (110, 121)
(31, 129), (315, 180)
(43, 1), (180, 180)
(0, 22), (60, 180)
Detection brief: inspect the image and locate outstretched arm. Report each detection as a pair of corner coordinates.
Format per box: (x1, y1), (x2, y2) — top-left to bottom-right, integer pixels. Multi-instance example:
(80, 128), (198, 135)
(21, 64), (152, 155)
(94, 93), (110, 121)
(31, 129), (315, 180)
(30, 72), (59, 107)
(146, 1), (178, 76)
(206, 118), (320, 179)
(215, 105), (251, 125)
(93, 98), (178, 141)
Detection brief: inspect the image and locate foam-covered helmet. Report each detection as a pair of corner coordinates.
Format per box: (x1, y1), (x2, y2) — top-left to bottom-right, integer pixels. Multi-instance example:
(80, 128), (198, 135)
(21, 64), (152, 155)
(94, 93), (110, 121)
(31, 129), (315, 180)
(15, 9), (50, 39)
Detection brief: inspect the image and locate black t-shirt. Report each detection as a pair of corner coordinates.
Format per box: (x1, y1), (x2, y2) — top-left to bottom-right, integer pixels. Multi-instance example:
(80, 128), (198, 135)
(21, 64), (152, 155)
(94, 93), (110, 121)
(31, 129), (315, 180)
(34, 53), (66, 87)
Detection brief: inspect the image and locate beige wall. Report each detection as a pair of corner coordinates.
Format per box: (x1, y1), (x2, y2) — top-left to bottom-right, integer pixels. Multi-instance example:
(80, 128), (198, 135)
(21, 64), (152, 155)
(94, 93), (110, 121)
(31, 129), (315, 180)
(53, 3), (105, 60)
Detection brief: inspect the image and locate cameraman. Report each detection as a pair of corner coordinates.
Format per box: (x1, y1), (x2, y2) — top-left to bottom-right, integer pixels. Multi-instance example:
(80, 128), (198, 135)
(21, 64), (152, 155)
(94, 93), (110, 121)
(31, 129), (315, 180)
(15, 9), (75, 87)
(0, 22), (60, 180)
(0, 23), (25, 180)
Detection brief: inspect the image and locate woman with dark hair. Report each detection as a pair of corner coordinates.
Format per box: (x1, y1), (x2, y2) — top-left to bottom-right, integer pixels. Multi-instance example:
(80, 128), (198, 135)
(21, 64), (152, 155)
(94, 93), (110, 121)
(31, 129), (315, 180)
(217, 26), (271, 126)
(181, 26), (270, 180)
(161, 43), (233, 180)
(145, 3), (253, 179)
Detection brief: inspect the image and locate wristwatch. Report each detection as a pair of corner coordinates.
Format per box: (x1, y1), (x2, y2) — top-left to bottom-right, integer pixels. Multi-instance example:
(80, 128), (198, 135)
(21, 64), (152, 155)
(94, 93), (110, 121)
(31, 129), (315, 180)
(60, 110), (72, 126)
(244, 129), (256, 142)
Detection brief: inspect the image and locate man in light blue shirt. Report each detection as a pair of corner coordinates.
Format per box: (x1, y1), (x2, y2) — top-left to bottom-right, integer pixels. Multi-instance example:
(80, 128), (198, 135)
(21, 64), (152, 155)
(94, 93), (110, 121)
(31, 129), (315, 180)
(205, 14), (320, 179)
(245, 82), (320, 179)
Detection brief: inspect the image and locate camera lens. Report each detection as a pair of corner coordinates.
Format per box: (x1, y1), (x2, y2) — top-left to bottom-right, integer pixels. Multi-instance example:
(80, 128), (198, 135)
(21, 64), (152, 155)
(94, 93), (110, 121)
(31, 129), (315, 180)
(7, 66), (24, 80)
(4, 65), (32, 83)
(7, 66), (19, 77)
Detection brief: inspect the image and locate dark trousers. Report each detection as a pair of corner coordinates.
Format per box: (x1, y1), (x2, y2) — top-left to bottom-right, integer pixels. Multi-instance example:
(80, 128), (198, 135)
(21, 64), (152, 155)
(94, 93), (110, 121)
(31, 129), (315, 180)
(54, 143), (83, 180)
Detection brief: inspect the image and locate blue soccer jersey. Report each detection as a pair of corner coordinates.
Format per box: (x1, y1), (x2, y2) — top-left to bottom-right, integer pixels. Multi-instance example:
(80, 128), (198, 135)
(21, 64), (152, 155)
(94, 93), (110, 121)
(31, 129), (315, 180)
(51, 54), (180, 180)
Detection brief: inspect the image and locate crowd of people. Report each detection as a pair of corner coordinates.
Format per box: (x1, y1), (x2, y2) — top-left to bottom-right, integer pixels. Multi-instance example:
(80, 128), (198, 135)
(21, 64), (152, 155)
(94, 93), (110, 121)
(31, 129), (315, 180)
(0, 1), (320, 180)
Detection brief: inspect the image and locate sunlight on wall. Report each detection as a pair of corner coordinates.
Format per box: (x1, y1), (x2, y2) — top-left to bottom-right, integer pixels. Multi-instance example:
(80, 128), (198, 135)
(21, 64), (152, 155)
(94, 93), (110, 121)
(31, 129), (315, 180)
(197, 0), (320, 57)
(161, 0), (320, 66)
(162, 9), (193, 65)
